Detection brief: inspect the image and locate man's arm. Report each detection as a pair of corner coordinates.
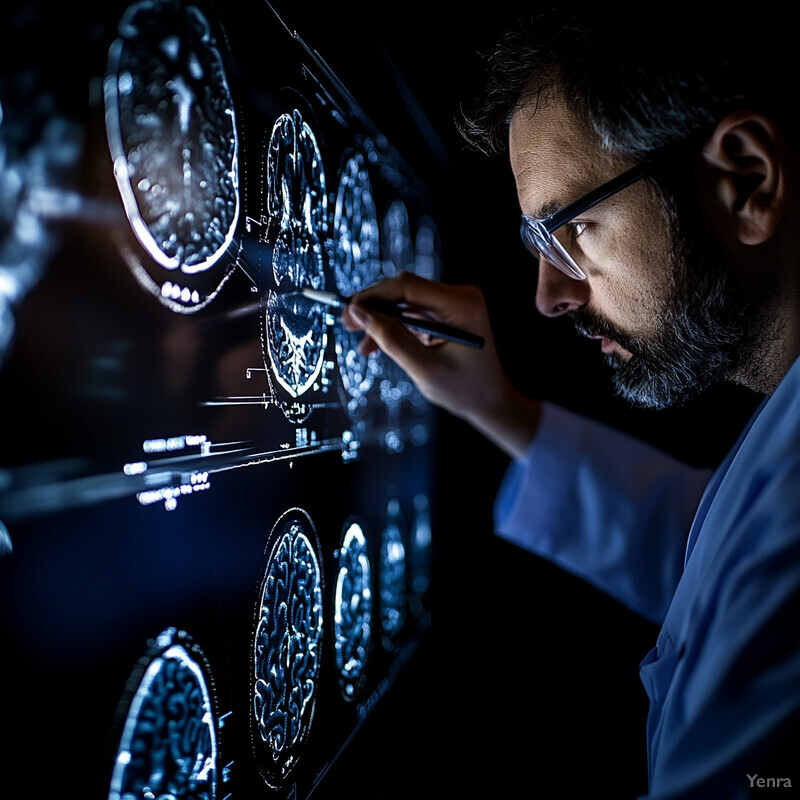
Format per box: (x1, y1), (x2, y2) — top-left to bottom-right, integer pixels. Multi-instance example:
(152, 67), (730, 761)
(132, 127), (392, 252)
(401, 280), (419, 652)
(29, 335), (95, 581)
(496, 401), (712, 623)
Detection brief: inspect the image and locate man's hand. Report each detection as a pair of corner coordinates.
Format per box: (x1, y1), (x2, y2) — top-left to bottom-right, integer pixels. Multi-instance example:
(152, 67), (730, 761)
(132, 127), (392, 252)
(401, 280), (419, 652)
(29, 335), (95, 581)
(341, 271), (541, 459)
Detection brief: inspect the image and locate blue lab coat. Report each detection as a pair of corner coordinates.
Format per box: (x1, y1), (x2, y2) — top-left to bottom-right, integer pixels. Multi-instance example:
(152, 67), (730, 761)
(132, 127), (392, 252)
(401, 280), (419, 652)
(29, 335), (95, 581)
(495, 357), (800, 798)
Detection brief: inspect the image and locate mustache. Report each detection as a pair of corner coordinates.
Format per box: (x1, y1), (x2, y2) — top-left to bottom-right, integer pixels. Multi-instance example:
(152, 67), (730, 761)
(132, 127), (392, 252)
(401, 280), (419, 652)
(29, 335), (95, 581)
(571, 308), (630, 346)
(570, 307), (654, 362)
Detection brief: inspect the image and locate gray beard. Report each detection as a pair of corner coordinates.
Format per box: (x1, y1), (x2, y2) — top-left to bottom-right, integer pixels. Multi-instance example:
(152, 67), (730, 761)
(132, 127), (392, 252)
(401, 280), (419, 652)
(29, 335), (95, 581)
(572, 237), (756, 410)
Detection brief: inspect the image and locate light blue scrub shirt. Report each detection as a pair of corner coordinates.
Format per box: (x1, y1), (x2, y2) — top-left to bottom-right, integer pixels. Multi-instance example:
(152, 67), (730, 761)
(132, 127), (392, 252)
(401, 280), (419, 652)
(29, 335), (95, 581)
(495, 357), (800, 798)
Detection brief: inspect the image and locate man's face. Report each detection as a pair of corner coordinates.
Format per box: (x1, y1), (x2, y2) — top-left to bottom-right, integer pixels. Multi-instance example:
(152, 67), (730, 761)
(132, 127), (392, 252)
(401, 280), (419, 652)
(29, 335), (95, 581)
(509, 95), (750, 408)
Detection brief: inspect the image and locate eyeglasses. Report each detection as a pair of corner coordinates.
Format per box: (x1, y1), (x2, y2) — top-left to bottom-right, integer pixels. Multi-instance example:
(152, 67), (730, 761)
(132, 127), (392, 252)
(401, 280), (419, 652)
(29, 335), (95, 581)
(520, 163), (650, 280)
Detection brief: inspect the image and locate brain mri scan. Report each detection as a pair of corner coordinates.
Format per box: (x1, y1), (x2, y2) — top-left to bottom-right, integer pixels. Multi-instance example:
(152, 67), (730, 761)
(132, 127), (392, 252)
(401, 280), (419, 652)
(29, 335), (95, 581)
(252, 508), (324, 788)
(105, 0), (241, 311)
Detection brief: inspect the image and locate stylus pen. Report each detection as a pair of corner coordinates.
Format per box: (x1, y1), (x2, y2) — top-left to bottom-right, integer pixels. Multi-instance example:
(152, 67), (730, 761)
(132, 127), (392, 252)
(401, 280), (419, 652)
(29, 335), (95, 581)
(301, 288), (485, 349)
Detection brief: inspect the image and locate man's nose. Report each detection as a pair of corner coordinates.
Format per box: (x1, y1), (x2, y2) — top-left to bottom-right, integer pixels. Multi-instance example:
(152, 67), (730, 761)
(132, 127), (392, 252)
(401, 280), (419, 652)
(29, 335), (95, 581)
(535, 257), (591, 317)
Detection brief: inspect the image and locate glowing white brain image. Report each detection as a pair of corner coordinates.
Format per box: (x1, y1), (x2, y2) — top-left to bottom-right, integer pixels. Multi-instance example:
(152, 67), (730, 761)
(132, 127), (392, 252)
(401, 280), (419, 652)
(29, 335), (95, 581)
(334, 522), (373, 701)
(267, 109), (327, 239)
(332, 152), (380, 294)
(109, 628), (217, 800)
(253, 512), (323, 786)
(265, 110), (327, 399)
(332, 152), (381, 410)
(104, 0), (240, 287)
(380, 499), (407, 649)
(266, 267), (326, 399)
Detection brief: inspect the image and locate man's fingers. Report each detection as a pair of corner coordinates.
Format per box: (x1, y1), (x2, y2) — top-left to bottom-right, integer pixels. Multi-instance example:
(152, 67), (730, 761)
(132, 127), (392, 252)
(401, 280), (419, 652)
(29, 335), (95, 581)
(351, 271), (486, 331)
(361, 306), (426, 360)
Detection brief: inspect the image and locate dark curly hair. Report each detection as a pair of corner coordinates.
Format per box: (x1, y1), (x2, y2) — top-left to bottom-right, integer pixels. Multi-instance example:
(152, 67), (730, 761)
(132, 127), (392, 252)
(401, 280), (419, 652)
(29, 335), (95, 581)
(459, 0), (795, 159)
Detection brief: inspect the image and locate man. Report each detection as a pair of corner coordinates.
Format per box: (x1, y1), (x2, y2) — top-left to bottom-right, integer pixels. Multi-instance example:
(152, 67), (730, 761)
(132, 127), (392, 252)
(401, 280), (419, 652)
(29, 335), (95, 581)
(343, 2), (800, 797)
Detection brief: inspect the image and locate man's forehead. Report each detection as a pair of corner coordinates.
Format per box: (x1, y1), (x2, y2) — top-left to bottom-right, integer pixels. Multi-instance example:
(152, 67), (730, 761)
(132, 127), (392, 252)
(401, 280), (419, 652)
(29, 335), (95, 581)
(511, 104), (571, 159)
(509, 100), (622, 215)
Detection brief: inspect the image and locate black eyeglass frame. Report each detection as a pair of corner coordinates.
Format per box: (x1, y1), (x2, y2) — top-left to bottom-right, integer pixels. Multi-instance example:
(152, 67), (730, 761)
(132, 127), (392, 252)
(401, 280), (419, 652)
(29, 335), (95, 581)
(519, 162), (651, 280)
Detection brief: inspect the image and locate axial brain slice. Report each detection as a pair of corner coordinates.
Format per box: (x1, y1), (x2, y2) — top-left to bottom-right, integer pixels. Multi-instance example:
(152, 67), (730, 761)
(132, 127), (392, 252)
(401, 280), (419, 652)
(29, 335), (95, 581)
(268, 110), (327, 239)
(253, 519), (323, 784)
(265, 111), (327, 399)
(334, 523), (372, 700)
(109, 630), (217, 800)
(105, 0), (240, 273)
(333, 152), (380, 294)
(332, 152), (381, 409)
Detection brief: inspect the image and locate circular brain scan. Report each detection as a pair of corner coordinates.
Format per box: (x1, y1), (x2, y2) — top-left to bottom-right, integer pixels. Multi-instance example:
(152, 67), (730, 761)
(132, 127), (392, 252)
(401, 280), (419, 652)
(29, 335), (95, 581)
(252, 508), (324, 788)
(334, 521), (373, 701)
(104, 0), (240, 312)
(379, 499), (407, 650)
(331, 151), (381, 416)
(264, 110), (327, 403)
(108, 628), (218, 800)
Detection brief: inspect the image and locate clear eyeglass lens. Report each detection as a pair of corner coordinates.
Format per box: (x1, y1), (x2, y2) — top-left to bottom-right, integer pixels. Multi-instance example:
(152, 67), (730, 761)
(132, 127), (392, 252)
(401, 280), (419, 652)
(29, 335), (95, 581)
(520, 217), (586, 280)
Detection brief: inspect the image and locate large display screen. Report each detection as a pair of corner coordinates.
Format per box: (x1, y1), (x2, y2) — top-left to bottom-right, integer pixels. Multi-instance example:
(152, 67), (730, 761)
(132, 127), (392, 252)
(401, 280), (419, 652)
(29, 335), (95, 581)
(0, 1), (438, 796)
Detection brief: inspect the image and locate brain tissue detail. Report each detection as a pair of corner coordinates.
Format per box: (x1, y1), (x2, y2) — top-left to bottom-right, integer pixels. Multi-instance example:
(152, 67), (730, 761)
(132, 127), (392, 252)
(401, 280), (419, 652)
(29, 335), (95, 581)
(109, 630), (218, 800)
(105, 0), (240, 273)
(265, 110), (327, 398)
(253, 517), (323, 783)
(334, 522), (372, 700)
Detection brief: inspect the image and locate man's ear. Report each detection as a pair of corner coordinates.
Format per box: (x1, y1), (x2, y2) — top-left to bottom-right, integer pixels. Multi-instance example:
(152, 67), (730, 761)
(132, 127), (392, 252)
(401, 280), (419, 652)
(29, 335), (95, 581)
(701, 111), (786, 246)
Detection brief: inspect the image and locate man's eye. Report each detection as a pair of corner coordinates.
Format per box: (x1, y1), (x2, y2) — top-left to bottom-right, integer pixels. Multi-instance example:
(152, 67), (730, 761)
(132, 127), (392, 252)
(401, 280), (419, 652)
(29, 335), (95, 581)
(571, 221), (587, 237)
(560, 221), (587, 248)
